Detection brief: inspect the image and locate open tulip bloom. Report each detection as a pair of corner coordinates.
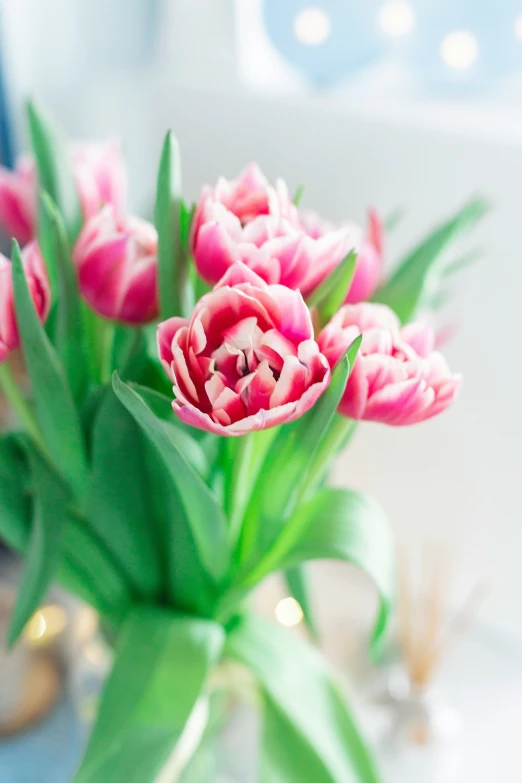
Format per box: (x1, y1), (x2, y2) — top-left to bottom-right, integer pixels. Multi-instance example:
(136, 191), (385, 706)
(0, 102), (486, 783)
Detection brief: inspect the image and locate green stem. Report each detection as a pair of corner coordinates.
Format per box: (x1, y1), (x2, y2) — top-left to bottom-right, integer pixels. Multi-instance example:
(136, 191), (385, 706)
(307, 415), (357, 491)
(233, 426), (280, 566)
(0, 362), (45, 449)
(230, 417), (358, 596)
(100, 322), (116, 386)
(226, 433), (255, 549)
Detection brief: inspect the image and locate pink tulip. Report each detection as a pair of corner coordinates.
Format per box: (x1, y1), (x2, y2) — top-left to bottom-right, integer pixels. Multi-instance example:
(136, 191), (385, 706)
(0, 157), (36, 246)
(300, 208), (384, 303)
(73, 206), (158, 324)
(318, 302), (461, 425)
(194, 162), (289, 226)
(191, 164), (357, 297)
(71, 139), (127, 221)
(0, 140), (128, 244)
(0, 242), (50, 363)
(157, 262), (330, 436)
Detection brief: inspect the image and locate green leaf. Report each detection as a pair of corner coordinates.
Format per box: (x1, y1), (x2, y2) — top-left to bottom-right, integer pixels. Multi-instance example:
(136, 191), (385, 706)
(86, 388), (163, 600)
(283, 566), (319, 641)
(223, 434), (256, 548)
(373, 198), (487, 323)
(27, 99), (82, 242)
(60, 510), (131, 623)
(144, 441), (217, 616)
(384, 207), (404, 233)
(442, 247), (483, 279)
(39, 193), (89, 400)
(3, 435), (131, 623)
(238, 347), (355, 565)
(181, 201), (196, 252)
(74, 606), (225, 783)
(155, 131), (189, 319)
(111, 325), (142, 373)
(112, 374), (217, 615)
(226, 614), (382, 783)
(293, 184), (305, 206)
(223, 428), (279, 543)
(8, 450), (69, 645)
(128, 384), (209, 478)
(307, 250), (358, 327)
(113, 374), (230, 583)
(11, 240), (88, 499)
(244, 488), (395, 652)
(0, 436), (32, 552)
(178, 690), (231, 783)
(306, 414), (358, 492)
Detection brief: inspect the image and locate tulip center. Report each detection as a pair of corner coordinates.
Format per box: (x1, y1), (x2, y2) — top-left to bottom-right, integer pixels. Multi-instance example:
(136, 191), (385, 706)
(194, 315), (305, 424)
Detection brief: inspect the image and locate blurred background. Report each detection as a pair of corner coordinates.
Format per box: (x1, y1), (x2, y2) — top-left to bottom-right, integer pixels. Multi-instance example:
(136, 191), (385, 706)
(0, 1), (521, 781)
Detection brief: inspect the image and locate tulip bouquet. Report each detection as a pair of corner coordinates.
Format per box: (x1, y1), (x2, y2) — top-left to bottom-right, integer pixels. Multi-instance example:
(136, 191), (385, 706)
(0, 101), (484, 783)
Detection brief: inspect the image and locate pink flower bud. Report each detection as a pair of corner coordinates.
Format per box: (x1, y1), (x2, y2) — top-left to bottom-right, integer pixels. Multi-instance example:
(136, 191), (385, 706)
(318, 303), (461, 426)
(73, 206), (158, 324)
(0, 140), (128, 245)
(157, 262), (330, 436)
(0, 158), (36, 246)
(0, 242), (50, 363)
(71, 139), (128, 221)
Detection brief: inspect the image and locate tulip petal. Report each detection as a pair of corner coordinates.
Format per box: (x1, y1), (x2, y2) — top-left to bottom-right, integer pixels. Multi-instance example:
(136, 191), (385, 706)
(345, 244), (381, 304)
(270, 356), (307, 408)
(338, 359), (369, 420)
(239, 361), (276, 414)
(205, 374), (227, 406)
(0, 166), (35, 245)
(173, 345), (200, 405)
(365, 377), (425, 424)
(268, 286), (313, 344)
(301, 229), (356, 296)
(194, 221), (239, 284)
(211, 386), (245, 425)
(214, 262), (269, 291)
(0, 244), (50, 363)
(157, 318), (188, 377)
(119, 254), (158, 324)
(74, 208), (158, 324)
(257, 329), (298, 372)
(401, 322), (436, 358)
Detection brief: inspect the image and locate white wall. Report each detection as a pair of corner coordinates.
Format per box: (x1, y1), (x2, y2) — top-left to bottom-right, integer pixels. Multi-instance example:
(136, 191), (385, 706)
(2, 0), (521, 639)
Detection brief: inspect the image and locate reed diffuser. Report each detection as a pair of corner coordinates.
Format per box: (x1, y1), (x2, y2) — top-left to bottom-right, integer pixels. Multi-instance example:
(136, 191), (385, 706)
(390, 544), (489, 745)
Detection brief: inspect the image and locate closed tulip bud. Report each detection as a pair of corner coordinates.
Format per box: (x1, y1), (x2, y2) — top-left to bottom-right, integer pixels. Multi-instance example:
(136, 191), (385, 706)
(0, 157), (36, 246)
(72, 139), (128, 221)
(0, 242), (50, 363)
(0, 139), (128, 245)
(73, 206), (158, 324)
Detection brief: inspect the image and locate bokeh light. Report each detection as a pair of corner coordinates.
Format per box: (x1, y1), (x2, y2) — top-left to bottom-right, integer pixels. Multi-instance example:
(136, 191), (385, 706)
(275, 597), (304, 627)
(24, 605), (67, 646)
(440, 29), (479, 70)
(293, 7), (332, 47)
(378, 1), (416, 39)
(514, 14), (522, 42)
